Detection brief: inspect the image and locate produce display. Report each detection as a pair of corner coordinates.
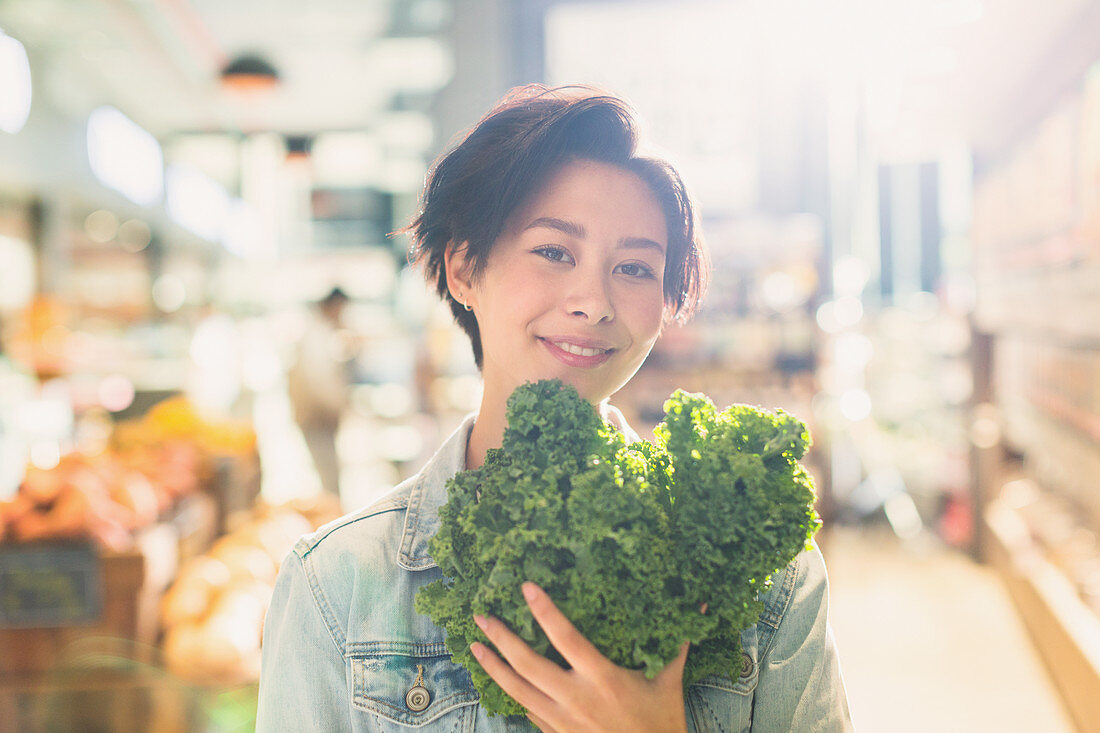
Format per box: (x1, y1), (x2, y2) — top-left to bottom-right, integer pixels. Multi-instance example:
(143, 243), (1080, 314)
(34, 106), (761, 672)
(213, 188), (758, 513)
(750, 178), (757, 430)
(0, 447), (200, 551)
(7, 294), (70, 380)
(0, 397), (256, 551)
(0, 383), (337, 689)
(159, 496), (341, 684)
(415, 380), (821, 716)
(112, 396), (257, 456)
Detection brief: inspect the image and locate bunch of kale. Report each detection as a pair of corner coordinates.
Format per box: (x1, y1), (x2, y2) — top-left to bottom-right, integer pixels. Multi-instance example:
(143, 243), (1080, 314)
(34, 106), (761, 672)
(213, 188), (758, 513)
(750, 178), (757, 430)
(414, 380), (820, 716)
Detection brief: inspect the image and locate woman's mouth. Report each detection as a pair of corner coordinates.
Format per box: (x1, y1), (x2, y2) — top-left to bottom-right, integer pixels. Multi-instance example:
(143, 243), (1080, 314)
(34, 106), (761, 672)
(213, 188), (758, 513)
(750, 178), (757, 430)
(539, 338), (615, 368)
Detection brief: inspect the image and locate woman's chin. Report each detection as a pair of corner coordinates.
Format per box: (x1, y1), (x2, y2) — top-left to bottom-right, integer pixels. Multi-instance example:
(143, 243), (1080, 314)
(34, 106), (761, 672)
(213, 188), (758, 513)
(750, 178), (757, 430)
(554, 376), (614, 406)
(512, 364), (622, 406)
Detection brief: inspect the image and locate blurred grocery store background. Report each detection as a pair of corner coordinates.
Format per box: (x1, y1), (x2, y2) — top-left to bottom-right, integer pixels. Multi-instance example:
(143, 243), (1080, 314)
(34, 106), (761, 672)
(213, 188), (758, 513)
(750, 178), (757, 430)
(1, 0), (1099, 730)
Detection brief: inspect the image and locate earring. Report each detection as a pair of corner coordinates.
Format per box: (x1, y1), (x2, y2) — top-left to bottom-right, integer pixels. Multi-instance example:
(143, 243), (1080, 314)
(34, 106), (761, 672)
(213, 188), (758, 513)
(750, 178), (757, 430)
(463, 300), (471, 312)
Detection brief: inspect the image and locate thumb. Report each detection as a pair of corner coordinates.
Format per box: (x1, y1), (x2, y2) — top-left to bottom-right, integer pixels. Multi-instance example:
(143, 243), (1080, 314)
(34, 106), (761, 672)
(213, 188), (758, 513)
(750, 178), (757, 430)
(657, 640), (690, 683)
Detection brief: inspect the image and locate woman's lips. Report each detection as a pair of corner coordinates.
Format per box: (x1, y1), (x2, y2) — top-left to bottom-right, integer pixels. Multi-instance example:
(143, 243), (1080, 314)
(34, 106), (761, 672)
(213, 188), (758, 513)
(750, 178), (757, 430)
(539, 337), (614, 368)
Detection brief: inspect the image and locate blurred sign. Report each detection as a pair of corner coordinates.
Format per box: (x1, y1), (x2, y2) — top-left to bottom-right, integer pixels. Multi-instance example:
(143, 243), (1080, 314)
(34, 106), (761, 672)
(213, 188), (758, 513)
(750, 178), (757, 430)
(0, 543), (103, 628)
(311, 187), (394, 248)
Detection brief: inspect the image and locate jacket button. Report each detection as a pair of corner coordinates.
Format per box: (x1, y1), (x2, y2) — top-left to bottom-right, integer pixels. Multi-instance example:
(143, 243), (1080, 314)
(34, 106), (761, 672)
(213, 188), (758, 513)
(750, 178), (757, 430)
(406, 684), (431, 712)
(739, 651), (754, 679)
(406, 664), (431, 711)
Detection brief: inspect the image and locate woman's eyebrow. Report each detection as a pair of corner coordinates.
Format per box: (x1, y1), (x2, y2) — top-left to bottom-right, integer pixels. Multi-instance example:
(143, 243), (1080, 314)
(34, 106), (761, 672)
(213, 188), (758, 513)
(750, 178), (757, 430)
(524, 216), (584, 238)
(620, 237), (665, 255)
(524, 217), (665, 254)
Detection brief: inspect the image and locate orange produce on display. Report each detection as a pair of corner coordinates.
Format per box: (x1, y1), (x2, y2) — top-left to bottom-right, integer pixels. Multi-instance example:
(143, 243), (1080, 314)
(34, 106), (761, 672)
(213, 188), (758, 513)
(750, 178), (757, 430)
(7, 294), (71, 380)
(2, 455), (150, 552)
(0, 391), (322, 686)
(108, 469), (159, 529)
(138, 396), (257, 455)
(1, 395), (260, 551)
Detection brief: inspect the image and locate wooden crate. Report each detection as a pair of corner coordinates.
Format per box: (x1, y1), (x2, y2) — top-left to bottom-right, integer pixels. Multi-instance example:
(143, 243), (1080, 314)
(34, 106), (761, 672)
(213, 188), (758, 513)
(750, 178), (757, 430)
(0, 523), (178, 676)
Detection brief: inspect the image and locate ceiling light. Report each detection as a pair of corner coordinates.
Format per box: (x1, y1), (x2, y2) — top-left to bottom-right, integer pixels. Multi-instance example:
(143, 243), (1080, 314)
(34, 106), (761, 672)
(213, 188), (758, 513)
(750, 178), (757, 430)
(285, 135), (312, 162)
(86, 106), (164, 206)
(220, 54), (280, 92)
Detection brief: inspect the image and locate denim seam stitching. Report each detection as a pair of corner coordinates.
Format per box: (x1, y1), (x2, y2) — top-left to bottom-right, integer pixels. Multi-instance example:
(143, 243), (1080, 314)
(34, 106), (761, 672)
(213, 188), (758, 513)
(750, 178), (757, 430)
(760, 554), (799, 628)
(398, 477), (443, 570)
(398, 478), (426, 564)
(299, 551), (347, 650)
(346, 641), (450, 656)
(758, 553), (800, 659)
(692, 677), (756, 696)
(351, 690), (479, 723)
(296, 500), (409, 558)
(685, 687), (702, 732)
(689, 681), (724, 728)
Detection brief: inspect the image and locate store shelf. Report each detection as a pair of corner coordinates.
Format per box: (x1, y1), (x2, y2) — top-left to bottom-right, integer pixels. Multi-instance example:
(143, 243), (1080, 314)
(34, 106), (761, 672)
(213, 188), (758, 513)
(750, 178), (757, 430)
(975, 260), (1100, 344)
(972, 82), (1100, 713)
(984, 500), (1100, 733)
(1028, 387), (1100, 445)
(998, 397), (1100, 529)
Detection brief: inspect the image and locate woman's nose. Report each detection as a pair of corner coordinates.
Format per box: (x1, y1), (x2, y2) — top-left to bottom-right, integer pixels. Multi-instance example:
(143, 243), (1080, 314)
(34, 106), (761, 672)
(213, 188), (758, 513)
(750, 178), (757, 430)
(562, 269), (615, 323)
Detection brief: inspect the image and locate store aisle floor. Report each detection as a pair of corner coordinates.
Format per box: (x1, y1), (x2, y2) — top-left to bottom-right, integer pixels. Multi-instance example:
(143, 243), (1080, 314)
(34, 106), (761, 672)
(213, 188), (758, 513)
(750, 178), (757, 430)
(821, 525), (1076, 733)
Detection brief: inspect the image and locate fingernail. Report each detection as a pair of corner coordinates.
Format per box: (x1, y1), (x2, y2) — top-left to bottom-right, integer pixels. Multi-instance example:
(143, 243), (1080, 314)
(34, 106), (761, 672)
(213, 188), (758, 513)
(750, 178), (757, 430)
(473, 614), (487, 631)
(522, 582), (539, 602)
(470, 642), (484, 660)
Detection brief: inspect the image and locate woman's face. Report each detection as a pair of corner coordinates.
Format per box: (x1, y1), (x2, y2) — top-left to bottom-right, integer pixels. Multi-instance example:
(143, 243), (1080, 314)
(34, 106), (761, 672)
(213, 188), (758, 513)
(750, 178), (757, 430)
(461, 158), (668, 408)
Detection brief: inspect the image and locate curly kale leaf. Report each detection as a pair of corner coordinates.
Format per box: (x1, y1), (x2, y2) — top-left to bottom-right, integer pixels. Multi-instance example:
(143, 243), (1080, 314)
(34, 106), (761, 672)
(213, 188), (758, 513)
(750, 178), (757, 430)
(656, 390), (821, 684)
(414, 380), (820, 716)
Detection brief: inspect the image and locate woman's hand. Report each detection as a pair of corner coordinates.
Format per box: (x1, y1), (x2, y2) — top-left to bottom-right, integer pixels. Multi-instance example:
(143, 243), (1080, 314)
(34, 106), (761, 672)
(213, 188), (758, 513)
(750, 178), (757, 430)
(470, 582), (690, 733)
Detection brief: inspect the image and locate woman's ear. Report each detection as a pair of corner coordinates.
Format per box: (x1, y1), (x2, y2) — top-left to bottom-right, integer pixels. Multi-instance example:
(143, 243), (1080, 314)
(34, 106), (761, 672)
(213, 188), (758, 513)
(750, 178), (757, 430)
(444, 240), (475, 307)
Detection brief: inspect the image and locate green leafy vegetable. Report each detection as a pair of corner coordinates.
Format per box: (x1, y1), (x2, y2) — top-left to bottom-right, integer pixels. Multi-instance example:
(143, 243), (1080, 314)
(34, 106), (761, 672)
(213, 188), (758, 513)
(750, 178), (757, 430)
(414, 379), (820, 716)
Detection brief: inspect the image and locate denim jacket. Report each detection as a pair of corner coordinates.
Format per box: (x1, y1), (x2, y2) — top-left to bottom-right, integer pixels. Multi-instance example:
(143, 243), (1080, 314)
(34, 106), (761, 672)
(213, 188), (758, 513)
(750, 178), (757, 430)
(257, 415), (853, 732)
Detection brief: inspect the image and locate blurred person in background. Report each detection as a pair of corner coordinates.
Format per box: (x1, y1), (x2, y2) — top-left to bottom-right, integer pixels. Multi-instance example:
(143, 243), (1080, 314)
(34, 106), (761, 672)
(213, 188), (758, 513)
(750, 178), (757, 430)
(287, 286), (353, 499)
(258, 86), (851, 732)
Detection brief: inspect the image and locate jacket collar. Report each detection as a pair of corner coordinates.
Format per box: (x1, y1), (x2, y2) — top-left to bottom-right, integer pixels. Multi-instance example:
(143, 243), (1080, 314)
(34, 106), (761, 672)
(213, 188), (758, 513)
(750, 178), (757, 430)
(397, 413), (476, 570)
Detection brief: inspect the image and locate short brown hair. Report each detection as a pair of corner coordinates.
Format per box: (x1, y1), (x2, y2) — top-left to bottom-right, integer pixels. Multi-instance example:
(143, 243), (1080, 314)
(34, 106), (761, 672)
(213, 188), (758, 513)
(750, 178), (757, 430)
(406, 84), (708, 368)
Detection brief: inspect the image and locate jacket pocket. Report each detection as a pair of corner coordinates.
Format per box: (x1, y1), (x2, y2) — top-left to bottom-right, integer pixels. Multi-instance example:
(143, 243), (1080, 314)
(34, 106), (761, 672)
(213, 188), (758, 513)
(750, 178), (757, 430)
(350, 641), (478, 730)
(686, 627), (759, 733)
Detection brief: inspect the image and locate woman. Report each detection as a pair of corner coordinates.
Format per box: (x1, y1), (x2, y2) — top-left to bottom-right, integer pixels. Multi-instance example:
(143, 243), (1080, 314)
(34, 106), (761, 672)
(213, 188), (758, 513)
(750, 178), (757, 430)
(257, 85), (852, 732)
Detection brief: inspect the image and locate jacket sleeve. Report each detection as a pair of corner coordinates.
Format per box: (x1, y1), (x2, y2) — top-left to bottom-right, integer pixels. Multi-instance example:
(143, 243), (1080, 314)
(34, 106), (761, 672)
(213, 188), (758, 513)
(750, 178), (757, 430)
(256, 551), (352, 732)
(752, 543), (854, 732)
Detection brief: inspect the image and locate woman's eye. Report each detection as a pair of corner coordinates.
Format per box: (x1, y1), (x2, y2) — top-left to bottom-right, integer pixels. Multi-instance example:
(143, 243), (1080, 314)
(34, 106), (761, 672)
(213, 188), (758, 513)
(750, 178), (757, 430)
(534, 246), (571, 263)
(617, 262), (656, 279)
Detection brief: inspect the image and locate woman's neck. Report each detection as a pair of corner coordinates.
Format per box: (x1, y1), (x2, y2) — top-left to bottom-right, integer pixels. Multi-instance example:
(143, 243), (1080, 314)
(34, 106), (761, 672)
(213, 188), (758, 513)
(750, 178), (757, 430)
(465, 404), (503, 471)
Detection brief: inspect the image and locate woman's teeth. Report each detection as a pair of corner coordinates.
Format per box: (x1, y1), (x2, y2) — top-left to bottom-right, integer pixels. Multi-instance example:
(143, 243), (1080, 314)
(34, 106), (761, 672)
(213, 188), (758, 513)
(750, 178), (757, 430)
(554, 341), (607, 357)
